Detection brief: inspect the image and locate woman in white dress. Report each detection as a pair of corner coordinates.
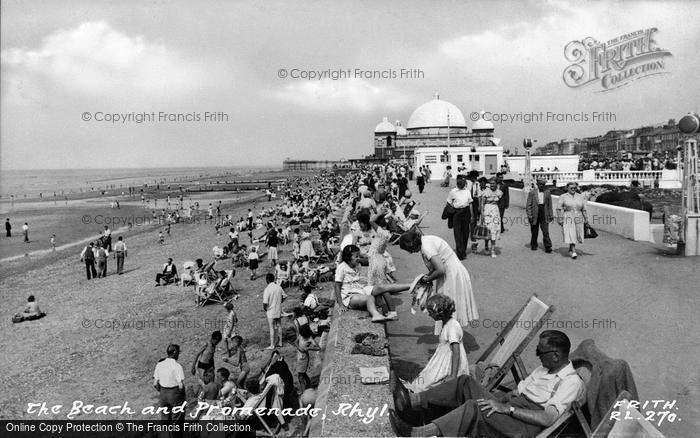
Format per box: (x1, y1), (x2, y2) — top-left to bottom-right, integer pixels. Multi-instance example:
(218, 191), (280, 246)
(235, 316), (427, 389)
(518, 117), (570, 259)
(404, 294), (469, 392)
(556, 182), (589, 259)
(399, 231), (478, 333)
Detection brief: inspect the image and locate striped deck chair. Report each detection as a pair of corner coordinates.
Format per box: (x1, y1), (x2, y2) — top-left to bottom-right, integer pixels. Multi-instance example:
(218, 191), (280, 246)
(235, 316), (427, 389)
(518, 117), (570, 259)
(473, 294), (554, 392)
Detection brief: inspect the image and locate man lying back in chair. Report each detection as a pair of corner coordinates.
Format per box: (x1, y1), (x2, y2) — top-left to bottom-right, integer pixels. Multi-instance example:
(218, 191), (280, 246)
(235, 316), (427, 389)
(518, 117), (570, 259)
(390, 330), (585, 438)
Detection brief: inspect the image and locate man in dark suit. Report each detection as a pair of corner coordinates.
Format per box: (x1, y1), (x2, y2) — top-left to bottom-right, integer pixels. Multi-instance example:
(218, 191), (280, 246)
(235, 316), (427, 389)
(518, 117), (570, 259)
(496, 173), (510, 233)
(526, 179), (553, 252)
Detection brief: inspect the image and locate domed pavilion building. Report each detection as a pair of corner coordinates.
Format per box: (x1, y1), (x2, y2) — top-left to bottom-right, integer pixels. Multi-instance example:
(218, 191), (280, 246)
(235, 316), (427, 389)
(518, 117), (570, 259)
(373, 94), (503, 176)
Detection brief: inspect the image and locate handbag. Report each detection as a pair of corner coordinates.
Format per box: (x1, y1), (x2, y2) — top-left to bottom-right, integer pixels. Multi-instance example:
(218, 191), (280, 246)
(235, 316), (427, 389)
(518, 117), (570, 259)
(471, 219), (491, 240)
(584, 223), (598, 239)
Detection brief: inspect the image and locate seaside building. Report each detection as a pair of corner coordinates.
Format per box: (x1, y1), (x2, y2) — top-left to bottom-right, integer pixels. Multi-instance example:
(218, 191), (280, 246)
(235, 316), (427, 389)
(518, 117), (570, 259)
(535, 118), (697, 159)
(373, 93), (503, 175)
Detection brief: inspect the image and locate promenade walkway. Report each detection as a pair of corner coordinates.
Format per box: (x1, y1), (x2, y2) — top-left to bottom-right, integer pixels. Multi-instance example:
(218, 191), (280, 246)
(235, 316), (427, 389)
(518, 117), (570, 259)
(385, 180), (699, 437)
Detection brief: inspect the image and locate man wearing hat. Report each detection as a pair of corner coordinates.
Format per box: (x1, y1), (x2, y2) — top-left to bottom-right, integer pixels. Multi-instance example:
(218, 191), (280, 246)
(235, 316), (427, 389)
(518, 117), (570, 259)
(153, 344), (186, 421)
(526, 179), (553, 253)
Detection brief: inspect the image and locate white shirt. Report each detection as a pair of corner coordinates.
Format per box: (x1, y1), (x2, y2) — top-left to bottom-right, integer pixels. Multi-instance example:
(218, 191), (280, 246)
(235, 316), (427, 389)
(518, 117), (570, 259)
(153, 358), (185, 388)
(446, 187), (473, 208)
(517, 362), (585, 415)
(537, 192), (545, 205)
(303, 293), (319, 309)
(263, 283), (287, 318)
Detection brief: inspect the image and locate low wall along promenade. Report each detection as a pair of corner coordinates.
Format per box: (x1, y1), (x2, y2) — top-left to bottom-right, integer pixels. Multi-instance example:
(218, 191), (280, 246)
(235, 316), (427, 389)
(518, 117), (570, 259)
(509, 188), (652, 242)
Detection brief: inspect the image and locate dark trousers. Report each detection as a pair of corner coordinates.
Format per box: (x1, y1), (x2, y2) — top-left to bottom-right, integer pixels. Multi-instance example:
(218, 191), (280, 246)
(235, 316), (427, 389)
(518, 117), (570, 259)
(498, 206), (506, 232)
(97, 259), (107, 277)
(24, 231), (29, 242)
(159, 386), (186, 421)
(85, 260), (97, 279)
(417, 176), (425, 193)
(116, 253), (125, 274)
(530, 205), (552, 250)
(156, 272), (175, 284)
(5, 229), (10, 237)
(422, 375), (544, 437)
(453, 207), (471, 259)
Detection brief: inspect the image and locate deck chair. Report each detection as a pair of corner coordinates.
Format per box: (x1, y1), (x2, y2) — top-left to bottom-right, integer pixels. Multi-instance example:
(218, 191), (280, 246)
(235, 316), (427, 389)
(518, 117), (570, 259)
(536, 365), (591, 437)
(309, 240), (331, 265)
(537, 390), (665, 438)
(250, 379), (286, 437)
(473, 294), (554, 392)
(592, 391), (665, 437)
(196, 270), (237, 306)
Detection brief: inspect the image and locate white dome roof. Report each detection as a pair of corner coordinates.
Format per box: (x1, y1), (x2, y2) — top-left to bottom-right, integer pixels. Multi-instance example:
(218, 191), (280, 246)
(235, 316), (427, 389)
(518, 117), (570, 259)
(375, 116), (396, 133)
(407, 95), (467, 129)
(472, 111), (494, 131)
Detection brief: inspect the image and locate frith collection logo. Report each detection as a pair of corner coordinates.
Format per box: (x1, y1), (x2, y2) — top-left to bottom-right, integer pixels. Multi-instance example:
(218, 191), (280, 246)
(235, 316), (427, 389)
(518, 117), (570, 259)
(563, 28), (672, 92)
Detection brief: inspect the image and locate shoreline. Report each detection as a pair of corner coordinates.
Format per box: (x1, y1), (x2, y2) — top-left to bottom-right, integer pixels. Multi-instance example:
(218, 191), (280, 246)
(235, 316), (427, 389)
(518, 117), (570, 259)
(0, 170), (329, 428)
(0, 190), (267, 266)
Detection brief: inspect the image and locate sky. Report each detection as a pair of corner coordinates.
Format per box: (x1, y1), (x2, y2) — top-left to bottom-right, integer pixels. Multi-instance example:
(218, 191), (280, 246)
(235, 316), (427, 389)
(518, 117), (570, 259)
(1, 0), (699, 170)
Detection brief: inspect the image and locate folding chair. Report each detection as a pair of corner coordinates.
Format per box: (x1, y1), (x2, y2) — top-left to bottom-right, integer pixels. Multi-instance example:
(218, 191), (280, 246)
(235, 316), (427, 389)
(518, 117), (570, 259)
(536, 365), (591, 437)
(537, 390), (665, 438)
(250, 381), (286, 437)
(591, 391), (665, 437)
(196, 270), (237, 306)
(473, 294), (554, 392)
(309, 240), (331, 265)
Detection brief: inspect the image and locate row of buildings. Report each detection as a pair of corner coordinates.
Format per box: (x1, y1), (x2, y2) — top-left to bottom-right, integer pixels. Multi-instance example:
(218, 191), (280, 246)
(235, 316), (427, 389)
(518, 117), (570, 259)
(537, 118), (698, 158)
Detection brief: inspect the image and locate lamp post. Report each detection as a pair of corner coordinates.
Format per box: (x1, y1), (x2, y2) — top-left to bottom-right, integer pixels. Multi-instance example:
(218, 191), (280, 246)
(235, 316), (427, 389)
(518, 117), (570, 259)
(523, 138), (534, 192)
(677, 112), (700, 256)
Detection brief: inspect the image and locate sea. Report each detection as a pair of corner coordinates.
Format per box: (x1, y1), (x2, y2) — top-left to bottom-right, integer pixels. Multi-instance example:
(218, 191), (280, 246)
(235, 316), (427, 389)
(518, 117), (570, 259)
(0, 167), (276, 199)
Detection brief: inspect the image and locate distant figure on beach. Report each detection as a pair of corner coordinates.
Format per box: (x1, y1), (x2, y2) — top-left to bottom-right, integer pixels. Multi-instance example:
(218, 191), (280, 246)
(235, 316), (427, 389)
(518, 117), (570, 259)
(80, 242), (98, 280)
(114, 236), (127, 275)
(22, 222), (29, 243)
(50, 234), (56, 251)
(103, 225), (112, 251)
(5, 218), (11, 237)
(158, 231), (165, 244)
(248, 246), (259, 280)
(155, 258), (179, 286)
(12, 295), (47, 323)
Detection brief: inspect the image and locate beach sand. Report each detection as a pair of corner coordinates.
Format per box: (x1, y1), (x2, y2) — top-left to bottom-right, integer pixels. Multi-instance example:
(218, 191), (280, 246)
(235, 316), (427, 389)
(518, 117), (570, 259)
(0, 170), (293, 260)
(0, 171), (329, 430)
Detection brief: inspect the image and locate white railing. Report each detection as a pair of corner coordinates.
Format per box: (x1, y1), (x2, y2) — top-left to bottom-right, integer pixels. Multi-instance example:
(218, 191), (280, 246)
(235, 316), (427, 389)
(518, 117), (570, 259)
(528, 170), (672, 187)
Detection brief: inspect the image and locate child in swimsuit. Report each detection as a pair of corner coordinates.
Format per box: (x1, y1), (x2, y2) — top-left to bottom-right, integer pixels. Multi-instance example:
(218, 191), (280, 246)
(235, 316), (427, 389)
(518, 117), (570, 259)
(191, 331), (222, 389)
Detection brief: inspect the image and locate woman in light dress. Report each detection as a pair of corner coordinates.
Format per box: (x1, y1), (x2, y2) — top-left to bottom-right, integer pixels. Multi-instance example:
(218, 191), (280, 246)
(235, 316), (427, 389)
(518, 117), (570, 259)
(399, 231), (478, 334)
(480, 178), (503, 258)
(403, 294), (469, 392)
(557, 182), (589, 259)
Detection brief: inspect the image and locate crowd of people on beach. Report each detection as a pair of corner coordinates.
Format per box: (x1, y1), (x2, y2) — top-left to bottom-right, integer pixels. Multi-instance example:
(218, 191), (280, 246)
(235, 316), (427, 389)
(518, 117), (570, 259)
(7, 161), (609, 436)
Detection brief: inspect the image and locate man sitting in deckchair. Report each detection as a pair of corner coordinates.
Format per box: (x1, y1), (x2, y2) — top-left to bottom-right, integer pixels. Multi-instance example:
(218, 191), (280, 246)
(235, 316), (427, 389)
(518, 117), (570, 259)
(390, 330), (585, 438)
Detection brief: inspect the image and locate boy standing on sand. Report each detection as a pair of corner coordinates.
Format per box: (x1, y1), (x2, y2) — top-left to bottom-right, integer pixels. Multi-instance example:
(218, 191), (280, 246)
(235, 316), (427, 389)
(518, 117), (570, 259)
(263, 273), (287, 349)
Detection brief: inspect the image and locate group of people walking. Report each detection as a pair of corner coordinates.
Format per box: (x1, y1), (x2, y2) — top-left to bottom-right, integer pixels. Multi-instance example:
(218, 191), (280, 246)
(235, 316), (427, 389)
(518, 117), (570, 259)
(444, 171), (510, 259)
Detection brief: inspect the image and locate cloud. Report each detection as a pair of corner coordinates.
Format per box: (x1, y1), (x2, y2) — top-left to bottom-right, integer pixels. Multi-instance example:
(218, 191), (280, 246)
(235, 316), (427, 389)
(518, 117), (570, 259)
(1, 21), (208, 101)
(262, 78), (413, 113)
